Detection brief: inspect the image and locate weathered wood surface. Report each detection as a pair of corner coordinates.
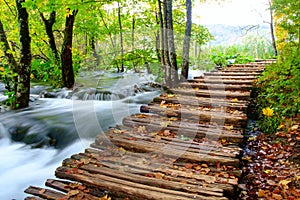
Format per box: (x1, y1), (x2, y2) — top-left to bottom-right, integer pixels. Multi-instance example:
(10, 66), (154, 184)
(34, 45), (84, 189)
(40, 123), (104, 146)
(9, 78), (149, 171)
(172, 88), (251, 100)
(140, 104), (247, 127)
(25, 62), (270, 199)
(188, 78), (254, 85)
(122, 114), (244, 144)
(152, 94), (248, 111)
(204, 72), (261, 76)
(194, 75), (257, 80)
(180, 82), (253, 90)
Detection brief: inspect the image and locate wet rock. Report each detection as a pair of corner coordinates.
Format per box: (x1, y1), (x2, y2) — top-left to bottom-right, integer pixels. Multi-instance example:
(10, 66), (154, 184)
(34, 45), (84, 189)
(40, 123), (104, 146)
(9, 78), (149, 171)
(39, 90), (57, 98)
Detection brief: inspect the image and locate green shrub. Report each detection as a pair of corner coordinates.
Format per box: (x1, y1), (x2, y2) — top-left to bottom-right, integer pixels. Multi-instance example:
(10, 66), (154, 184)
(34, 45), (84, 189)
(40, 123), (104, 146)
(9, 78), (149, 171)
(256, 46), (300, 133)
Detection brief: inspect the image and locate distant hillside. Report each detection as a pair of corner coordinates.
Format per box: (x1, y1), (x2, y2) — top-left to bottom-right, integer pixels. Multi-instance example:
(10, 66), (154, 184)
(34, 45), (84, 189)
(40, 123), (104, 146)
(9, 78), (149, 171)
(204, 24), (271, 46)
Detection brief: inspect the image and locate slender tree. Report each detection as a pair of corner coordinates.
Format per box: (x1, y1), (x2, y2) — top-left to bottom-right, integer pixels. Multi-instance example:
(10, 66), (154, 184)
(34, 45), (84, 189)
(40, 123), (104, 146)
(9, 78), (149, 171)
(40, 11), (60, 62)
(267, 0), (278, 56)
(117, 1), (125, 72)
(180, 0), (192, 81)
(15, 0), (31, 109)
(61, 8), (78, 88)
(166, 0), (179, 85)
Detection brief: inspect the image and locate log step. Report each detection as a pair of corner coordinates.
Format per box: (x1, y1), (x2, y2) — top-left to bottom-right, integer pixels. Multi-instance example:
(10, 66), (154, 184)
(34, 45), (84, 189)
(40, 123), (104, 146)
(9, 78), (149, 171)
(153, 94), (248, 111)
(188, 79), (254, 85)
(24, 186), (65, 200)
(99, 127), (242, 156)
(172, 88), (251, 100)
(180, 82), (253, 91)
(204, 72), (261, 76)
(122, 117), (244, 144)
(56, 151), (232, 199)
(198, 76), (257, 80)
(221, 68), (264, 72)
(140, 104), (247, 128)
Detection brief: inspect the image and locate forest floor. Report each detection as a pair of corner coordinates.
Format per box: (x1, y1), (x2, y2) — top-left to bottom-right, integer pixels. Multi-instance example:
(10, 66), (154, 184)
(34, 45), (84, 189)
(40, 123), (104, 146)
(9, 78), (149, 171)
(240, 118), (300, 199)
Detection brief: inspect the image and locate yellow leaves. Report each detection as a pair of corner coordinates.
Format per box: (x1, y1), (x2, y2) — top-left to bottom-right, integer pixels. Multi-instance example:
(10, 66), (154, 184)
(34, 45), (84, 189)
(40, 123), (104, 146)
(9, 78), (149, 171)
(264, 169), (271, 174)
(262, 107), (274, 117)
(30, 73), (34, 79)
(160, 121), (171, 127)
(65, 8), (73, 18)
(67, 190), (79, 197)
(258, 189), (265, 197)
(224, 125), (233, 131)
(99, 194), (111, 200)
(119, 147), (126, 155)
(0, 67), (4, 71)
(279, 179), (291, 186)
(166, 94), (175, 98)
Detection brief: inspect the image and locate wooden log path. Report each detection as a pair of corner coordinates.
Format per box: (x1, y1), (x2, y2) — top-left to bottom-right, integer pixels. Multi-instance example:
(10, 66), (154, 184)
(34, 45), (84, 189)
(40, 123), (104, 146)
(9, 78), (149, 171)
(25, 60), (275, 200)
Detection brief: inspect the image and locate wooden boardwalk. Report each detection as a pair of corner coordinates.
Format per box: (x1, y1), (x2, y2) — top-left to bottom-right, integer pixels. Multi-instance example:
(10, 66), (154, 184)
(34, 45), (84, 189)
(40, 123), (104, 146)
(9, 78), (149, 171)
(25, 61), (274, 200)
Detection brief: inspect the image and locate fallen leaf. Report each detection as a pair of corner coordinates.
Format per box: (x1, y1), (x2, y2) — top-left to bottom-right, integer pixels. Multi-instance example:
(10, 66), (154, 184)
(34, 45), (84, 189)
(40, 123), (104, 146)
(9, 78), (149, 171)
(291, 125), (299, 131)
(39, 189), (46, 194)
(201, 163), (208, 168)
(272, 193), (283, 200)
(99, 194), (111, 200)
(154, 173), (164, 179)
(67, 190), (79, 197)
(185, 163), (193, 169)
(257, 189), (265, 197)
(267, 179), (276, 186)
(119, 147), (126, 154)
(279, 179), (291, 186)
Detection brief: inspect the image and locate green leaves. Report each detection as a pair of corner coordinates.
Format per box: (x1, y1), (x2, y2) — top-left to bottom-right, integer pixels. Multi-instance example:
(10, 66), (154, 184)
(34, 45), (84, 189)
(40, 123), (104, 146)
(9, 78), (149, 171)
(256, 47), (300, 133)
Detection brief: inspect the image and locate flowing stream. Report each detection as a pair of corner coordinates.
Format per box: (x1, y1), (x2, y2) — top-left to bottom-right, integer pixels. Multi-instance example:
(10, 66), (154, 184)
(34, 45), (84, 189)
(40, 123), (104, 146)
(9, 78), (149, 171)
(0, 71), (161, 200)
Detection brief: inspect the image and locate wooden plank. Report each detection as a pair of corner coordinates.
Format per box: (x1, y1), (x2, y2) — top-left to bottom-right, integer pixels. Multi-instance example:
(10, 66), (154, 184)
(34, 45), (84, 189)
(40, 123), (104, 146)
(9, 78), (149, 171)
(56, 166), (229, 200)
(63, 156), (225, 197)
(76, 149), (237, 193)
(152, 95), (248, 111)
(202, 76), (256, 80)
(94, 134), (240, 167)
(222, 68), (264, 72)
(172, 88), (251, 100)
(24, 186), (65, 200)
(140, 104), (247, 127)
(188, 78), (253, 85)
(122, 117), (244, 144)
(45, 179), (104, 200)
(101, 128), (241, 157)
(204, 72), (261, 76)
(83, 147), (238, 194)
(25, 197), (45, 200)
(180, 82), (252, 91)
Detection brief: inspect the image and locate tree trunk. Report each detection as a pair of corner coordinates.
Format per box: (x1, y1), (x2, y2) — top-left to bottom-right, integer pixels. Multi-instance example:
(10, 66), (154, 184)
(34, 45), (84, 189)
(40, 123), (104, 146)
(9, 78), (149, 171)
(166, 0), (179, 86)
(163, 0), (172, 86)
(158, 0), (167, 84)
(268, 0), (278, 57)
(90, 37), (99, 66)
(118, 2), (124, 72)
(180, 0), (192, 81)
(40, 11), (59, 62)
(0, 20), (18, 92)
(154, 11), (161, 63)
(132, 16), (137, 70)
(16, 0), (31, 109)
(61, 9), (78, 88)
